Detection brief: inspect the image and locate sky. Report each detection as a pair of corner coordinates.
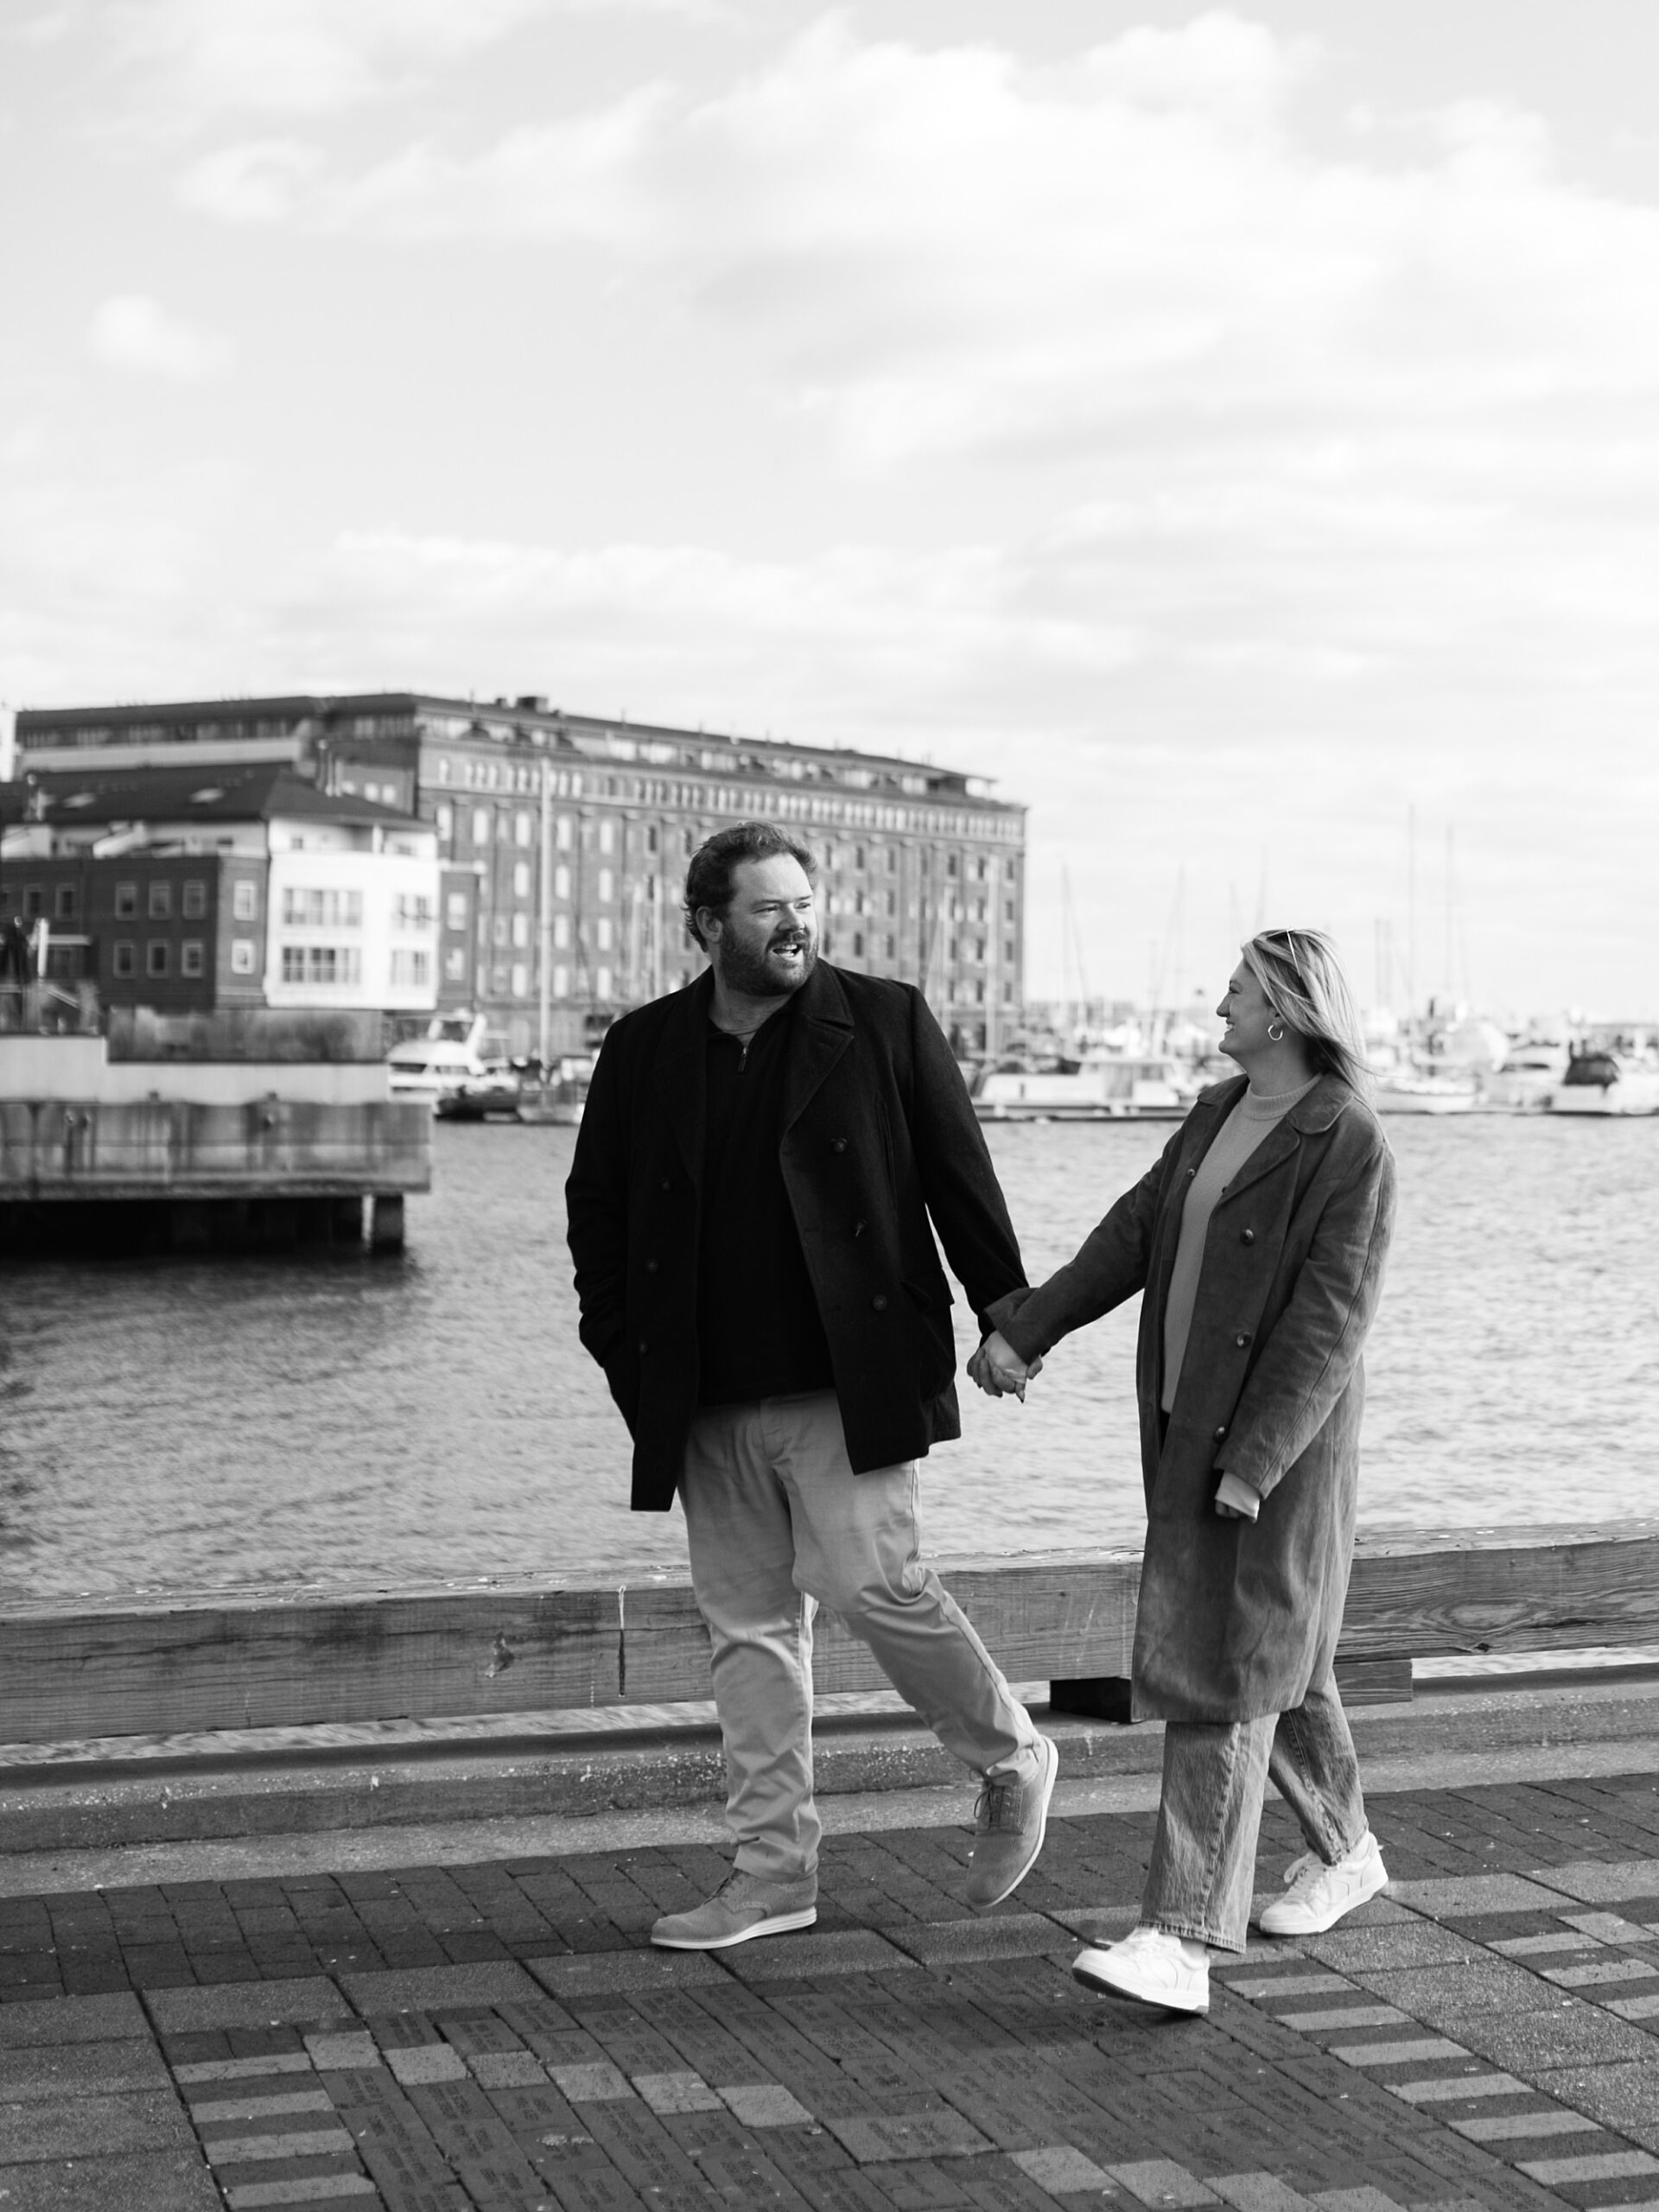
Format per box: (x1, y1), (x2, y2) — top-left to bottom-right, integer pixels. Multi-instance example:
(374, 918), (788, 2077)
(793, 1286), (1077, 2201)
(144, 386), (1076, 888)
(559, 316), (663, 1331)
(4, 2), (1659, 1019)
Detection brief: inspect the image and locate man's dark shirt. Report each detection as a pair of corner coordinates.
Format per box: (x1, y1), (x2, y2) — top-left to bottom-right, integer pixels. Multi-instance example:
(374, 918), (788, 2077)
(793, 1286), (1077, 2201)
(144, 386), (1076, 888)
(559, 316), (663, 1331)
(697, 996), (835, 1404)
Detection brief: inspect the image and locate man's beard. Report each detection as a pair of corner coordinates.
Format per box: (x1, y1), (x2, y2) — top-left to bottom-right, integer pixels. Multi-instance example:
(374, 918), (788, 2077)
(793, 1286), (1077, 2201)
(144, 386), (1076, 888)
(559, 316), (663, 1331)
(715, 930), (817, 998)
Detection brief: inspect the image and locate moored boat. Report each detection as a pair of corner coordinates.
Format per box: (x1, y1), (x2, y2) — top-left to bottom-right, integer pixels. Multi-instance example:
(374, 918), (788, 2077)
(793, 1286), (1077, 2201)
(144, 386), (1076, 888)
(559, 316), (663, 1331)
(1549, 1049), (1659, 1116)
(975, 1054), (1191, 1122)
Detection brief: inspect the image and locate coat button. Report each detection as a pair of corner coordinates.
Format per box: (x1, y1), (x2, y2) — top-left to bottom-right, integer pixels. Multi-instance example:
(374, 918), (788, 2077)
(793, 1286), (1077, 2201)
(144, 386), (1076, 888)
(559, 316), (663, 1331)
(830, 1137), (849, 1153)
(659, 1178), (672, 1192)
(638, 1338), (648, 1354)
(1235, 1332), (1251, 1347)
(645, 1258), (659, 1274)
(871, 1294), (888, 1311)
(1214, 1425), (1227, 1440)
(1240, 1229), (1255, 1245)
(1185, 1166), (1197, 1179)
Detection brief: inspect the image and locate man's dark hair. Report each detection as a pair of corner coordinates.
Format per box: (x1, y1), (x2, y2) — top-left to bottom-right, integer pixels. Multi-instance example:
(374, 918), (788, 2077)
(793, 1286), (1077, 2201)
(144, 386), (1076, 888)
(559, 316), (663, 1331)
(683, 822), (817, 950)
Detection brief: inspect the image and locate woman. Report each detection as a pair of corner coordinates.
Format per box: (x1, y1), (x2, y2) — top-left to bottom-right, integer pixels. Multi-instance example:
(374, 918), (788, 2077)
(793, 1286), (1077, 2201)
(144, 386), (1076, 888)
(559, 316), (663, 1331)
(973, 927), (1395, 2015)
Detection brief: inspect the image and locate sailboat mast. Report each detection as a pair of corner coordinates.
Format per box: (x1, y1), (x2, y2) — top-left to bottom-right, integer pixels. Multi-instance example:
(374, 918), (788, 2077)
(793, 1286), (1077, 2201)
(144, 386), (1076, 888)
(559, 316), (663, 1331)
(538, 760), (553, 1068)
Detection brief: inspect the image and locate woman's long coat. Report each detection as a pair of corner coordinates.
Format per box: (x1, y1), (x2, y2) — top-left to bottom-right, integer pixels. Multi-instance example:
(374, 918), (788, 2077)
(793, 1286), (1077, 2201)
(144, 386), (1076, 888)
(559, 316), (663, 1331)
(989, 1072), (1395, 1725)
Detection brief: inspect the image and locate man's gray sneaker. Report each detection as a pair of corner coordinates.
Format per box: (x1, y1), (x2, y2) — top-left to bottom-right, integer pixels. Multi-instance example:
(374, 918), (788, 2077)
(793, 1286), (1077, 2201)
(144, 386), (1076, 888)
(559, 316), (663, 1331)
(965, 1733), (1058, 1909)
(650, 1869), (818, 1951)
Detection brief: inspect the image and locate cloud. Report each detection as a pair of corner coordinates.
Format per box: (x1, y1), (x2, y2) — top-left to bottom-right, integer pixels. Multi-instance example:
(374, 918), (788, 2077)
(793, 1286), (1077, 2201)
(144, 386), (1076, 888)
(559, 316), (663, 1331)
(110, 0), (717, 123)
(269, 12), (1659, 468)
(88, 294), (232, 378)
(175, 139), (324, 223)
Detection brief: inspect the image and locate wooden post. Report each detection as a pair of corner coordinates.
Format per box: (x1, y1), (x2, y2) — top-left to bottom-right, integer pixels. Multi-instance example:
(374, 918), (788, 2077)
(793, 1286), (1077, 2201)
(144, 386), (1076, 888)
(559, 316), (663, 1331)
(370, 1192), (404, 1252)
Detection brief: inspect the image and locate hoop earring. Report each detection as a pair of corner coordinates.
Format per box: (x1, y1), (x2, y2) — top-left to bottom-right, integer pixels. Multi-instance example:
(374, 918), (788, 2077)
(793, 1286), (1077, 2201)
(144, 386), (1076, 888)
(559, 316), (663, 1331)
(1267, 1022), (1285, 1042)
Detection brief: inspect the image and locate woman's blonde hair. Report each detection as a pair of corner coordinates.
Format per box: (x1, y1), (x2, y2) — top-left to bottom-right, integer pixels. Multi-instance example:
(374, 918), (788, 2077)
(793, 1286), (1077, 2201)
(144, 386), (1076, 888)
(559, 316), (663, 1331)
(1241, 927), (1371, 1091)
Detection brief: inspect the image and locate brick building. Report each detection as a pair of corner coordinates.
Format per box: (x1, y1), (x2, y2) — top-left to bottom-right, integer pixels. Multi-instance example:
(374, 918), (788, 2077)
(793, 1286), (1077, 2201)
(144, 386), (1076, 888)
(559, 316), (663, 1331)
(15, 694), (1027, 1057)
(0, 764), (439, 1019)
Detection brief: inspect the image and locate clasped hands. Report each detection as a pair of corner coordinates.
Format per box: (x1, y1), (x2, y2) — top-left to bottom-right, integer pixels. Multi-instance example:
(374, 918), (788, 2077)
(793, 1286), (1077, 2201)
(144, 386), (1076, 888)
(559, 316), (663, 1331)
(967, 1328), (1043, 1402)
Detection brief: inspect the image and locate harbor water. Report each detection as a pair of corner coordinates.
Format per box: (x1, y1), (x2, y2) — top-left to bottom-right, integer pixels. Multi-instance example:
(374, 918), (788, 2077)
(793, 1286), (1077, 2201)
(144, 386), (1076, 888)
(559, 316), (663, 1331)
(2, 1115), (1655, 1600)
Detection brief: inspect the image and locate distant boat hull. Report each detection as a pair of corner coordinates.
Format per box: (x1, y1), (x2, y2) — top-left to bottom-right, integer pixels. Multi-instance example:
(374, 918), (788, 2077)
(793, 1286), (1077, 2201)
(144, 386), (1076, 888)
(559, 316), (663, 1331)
(1372, 1077), (1478, 1116)
(974, 1058), (1192, 1123)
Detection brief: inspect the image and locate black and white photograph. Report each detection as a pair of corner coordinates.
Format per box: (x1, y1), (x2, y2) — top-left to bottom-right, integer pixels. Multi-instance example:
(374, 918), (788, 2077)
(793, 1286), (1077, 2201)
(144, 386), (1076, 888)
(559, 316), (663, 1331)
(3, 4), (1659, 2207)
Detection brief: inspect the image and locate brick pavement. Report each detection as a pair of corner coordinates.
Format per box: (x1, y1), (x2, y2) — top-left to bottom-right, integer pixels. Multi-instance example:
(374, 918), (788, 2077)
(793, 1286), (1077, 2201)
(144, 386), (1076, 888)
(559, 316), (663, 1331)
(8, 1774), (1659, 2210)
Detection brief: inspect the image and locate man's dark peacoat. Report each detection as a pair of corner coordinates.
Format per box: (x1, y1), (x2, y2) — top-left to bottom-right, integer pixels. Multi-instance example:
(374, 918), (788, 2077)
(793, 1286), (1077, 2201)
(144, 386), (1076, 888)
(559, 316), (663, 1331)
(565, 960), (1027, 1511)
(990, 1072), (1395, 1726)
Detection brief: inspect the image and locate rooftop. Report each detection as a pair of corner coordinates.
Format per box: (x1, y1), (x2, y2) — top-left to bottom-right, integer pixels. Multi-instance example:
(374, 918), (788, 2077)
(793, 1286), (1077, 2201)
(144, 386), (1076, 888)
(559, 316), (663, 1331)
(0, 760), (426, 834)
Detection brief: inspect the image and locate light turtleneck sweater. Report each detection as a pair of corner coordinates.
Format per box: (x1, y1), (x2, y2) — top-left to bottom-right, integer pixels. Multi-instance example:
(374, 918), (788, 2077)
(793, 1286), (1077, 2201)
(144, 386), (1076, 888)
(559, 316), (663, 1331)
(1160, 1074), (1320, 1420)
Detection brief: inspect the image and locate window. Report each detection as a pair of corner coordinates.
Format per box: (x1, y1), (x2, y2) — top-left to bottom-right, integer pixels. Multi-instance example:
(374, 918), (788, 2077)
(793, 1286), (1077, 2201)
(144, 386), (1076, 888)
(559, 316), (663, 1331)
(597, 868), (613, 903)
(855, 846), (866, 870)
(498, 813), (513, 842)
(181, 940), (205, 978)
(280, 945), (362, 985)
(231, 938), (256, 975)
(391, 893), (433, 930)
(853, 932), (865, 958)
(149, 881), (172, 918)
(446, 892), (468, 932)
(444, 947), (467, 982)
(515, 811), (532, 847)
(886, 935), (897, 961)
(435, 803), (454, 840)
(466, 807), (486, 846)
(493, 916), (508, 948)
(512, 962), (529, 998)
(390, 950), (430, 988)
(53, 883), (76, 919)
(436, 758), (452, 785)
(596, 917), (613, 952)
(554, 865), (570, 899)
(553, 915), (570, 950)
(646, 826), (659, 854)
(887, 849), (898, 874)
(22, 886), (43, 918)
(598, 820), (614, 856)
(556, 815), (573, 851)
(232, 880), (257, 921)
(510, 912), (529, 949)
(947, 855), (960, 877)
(115, 881), (138, 918)
(552, 963), (570, 998)
(181, 880), (207, 919)
(112, 940), (136, 978)
(146, 940), (171, 977)
(512, 861), (531, 899)
(595, 965), (613, 998)
(283, 888), (363, 928)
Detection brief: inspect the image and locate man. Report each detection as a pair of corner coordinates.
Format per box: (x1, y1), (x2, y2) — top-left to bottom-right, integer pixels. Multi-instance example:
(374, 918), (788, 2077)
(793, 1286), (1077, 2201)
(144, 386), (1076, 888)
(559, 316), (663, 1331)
(566, 822), (1057, 1950)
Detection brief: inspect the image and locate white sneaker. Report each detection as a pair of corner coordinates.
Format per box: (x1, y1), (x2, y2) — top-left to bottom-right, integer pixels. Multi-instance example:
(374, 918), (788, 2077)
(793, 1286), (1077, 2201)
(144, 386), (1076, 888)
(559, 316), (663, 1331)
(1258, 1830), (1388, 1936)
(1072, 1924), (1210, 2014)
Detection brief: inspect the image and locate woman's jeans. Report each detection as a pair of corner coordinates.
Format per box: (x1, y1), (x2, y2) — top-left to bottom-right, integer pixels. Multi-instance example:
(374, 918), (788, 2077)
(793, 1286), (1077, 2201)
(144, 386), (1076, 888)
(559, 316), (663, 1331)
(1141, 1680), (1367, 1952)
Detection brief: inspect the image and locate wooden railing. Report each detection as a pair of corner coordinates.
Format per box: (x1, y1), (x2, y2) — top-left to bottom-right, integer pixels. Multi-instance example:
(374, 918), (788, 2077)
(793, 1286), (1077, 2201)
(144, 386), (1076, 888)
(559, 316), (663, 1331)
(4, 1524), (1657, 1748)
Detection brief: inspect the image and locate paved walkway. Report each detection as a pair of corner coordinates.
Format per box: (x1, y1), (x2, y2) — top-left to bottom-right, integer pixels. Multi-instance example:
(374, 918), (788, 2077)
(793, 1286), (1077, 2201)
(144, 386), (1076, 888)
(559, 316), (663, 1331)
(10, 1771), (1659, 2210)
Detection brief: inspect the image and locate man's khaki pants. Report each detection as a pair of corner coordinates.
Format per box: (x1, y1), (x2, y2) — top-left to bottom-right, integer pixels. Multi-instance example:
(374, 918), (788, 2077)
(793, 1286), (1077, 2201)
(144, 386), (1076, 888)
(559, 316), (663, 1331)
(679, 1389), (1038, 1879)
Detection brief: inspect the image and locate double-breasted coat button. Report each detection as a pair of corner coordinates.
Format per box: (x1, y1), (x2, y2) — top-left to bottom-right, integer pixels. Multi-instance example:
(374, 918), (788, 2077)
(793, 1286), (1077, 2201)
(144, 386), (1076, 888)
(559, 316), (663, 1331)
(1235, 1332), (1251, 1347)
(871, 1294), (889, 1311)
(638, 1338), (648, 1354)
(830, 1137), (849, 1153)
(645, 1258), (659, 1274)
(659, 1177), (672, 1192)
(1214, 1425), (1227, 1440)
(1240, 1228), (1255, 1244)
